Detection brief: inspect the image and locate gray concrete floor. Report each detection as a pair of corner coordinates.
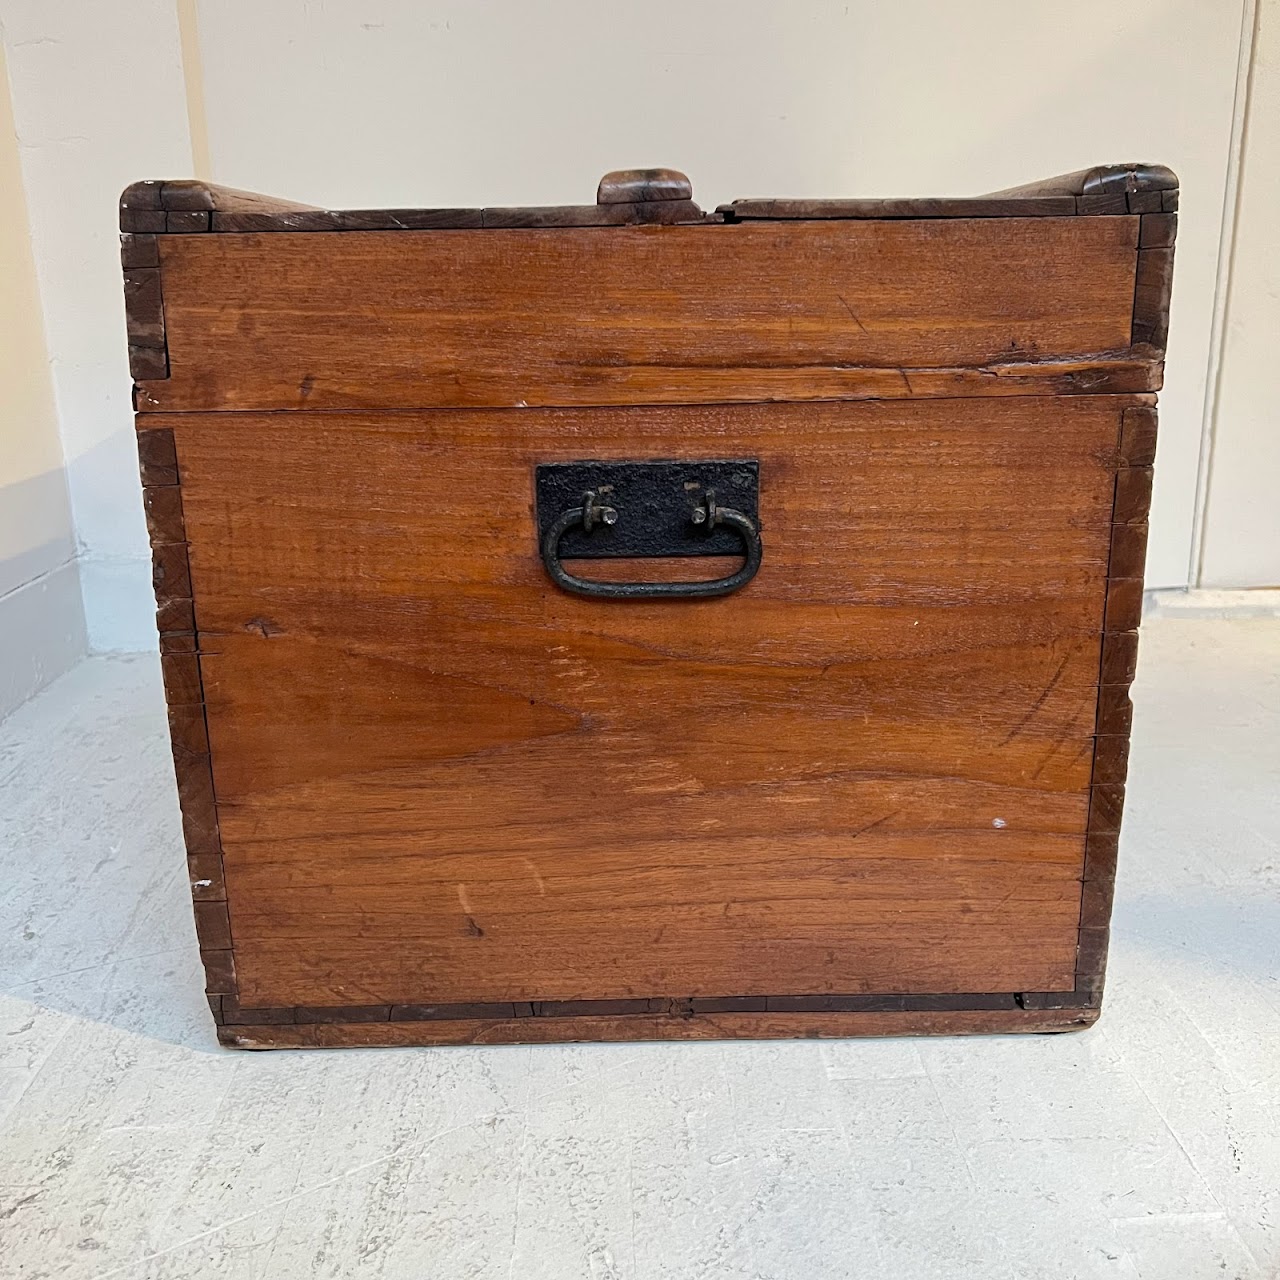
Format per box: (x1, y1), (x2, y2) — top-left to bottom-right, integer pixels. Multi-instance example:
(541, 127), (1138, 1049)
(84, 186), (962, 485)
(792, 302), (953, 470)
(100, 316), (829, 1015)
(1, 617), (1277, 1279)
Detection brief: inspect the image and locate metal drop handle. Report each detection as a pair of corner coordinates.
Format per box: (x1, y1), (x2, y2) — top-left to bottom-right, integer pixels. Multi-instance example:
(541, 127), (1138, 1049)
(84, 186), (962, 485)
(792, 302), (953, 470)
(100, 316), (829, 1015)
(540, 489), (762, 600)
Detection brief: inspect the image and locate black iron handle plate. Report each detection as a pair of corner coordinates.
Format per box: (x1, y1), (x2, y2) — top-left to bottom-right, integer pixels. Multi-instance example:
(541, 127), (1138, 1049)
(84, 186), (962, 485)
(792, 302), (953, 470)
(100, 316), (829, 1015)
(535, 459), (762, 600)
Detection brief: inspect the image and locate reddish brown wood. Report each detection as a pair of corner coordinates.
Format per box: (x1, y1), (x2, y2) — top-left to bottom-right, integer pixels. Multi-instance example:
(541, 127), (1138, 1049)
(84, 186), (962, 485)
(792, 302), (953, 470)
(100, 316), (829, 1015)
(141, 218), (1141, 412)
(155, 395), (1133, 1011)
(122, 166), (1176, 1045)
(218, 1005), (1098, 1048)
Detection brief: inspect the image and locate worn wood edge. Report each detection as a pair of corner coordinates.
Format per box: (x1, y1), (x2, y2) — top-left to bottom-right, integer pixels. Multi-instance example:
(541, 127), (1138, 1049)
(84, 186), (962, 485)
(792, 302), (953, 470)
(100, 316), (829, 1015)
(133, 356), (1165, 416)
(210, 203), (720, 232)
(719, 196), (1080, 220)
(122, 179), (321, 223)
(724, 164), (1178, 220)
(122, 177), (713, 233)
(135, 425), (235, 1011)
(985, 164), (1179, 199)
(1132, 235), (1176, 350)
(211, 991), (1098, 1033)
(217, 1006), (1099, 1049)
(121, 166), (1176, 230)
(122, 261), (168, 381)
(1076, 404), (1158, 999)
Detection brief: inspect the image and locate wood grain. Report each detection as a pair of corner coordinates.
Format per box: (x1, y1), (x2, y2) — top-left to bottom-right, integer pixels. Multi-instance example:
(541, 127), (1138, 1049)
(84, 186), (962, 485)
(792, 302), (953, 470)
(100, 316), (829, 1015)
(1076, 402), (1158, 999)
(140, 218), (1141, 412)
(720, 197), (1079, 220)
(597, 168), (693, 203)
(157, 395), (1130, 1009)
(220, 1005), (1097, 1048)
(986, 164), (1178, 198)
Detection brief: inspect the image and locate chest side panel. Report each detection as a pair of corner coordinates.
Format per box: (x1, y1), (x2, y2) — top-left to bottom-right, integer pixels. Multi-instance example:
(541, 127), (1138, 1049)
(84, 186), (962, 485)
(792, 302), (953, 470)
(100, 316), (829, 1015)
(142, 218), (1140, 413)
(164, 397), (1123, 1007)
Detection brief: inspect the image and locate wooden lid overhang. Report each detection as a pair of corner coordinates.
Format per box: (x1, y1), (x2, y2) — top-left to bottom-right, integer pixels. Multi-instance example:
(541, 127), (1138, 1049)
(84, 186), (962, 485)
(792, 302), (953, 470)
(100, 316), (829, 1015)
(120, 163), (1178, 233)
(120, 164), (1177, 408)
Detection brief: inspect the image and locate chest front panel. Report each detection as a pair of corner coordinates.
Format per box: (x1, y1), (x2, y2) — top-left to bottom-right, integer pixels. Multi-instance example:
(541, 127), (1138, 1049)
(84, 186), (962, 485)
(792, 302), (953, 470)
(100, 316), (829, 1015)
(125, 164), (1172, 1044)
(165, 397), (1119, 1008)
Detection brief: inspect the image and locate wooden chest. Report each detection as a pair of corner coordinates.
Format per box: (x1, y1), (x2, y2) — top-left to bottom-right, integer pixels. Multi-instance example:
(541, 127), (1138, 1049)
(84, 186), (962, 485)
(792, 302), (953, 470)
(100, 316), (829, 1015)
(120, 164), (1176, 1048)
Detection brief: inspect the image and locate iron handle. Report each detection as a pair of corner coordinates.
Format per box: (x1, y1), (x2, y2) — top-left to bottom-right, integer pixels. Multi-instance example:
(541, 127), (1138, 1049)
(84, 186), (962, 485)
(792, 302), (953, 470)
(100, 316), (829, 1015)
(540, 490), (762, 600)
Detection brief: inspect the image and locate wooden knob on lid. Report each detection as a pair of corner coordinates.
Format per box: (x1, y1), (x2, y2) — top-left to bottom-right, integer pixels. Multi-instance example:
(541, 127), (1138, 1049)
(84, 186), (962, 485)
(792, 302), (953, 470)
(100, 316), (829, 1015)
(597, 168), (693, 205)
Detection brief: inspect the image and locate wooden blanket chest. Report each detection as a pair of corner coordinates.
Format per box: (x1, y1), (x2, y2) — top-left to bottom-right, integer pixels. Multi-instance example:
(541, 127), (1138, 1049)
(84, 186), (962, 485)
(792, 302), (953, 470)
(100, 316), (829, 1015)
(120, 163), (1176, 1048)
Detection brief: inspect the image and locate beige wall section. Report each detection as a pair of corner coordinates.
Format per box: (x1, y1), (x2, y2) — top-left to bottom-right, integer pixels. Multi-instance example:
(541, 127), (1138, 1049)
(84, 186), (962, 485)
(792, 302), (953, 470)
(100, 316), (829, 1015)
(1200, 0), (1280, 589)
(1, 0), (192, 652)
(0, 40), (86, 714)
(193, 0), (1247, 591)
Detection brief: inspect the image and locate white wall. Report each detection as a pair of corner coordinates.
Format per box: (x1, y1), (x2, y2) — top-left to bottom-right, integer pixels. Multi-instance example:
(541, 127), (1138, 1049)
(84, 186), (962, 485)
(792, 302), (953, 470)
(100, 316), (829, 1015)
(0, 0), (1270, 656)
(0, 39), (85, 715)
(1200, 0), (1280, 588)
(194, 0), (1246, 593)
(1, 0), (192, 652)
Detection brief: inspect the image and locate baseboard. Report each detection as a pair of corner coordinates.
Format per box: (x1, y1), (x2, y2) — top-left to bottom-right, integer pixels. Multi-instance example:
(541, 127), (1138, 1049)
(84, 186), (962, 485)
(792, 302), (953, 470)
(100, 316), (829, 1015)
(1146, 588), (1280, 618)
(0, 558), (89, 719)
